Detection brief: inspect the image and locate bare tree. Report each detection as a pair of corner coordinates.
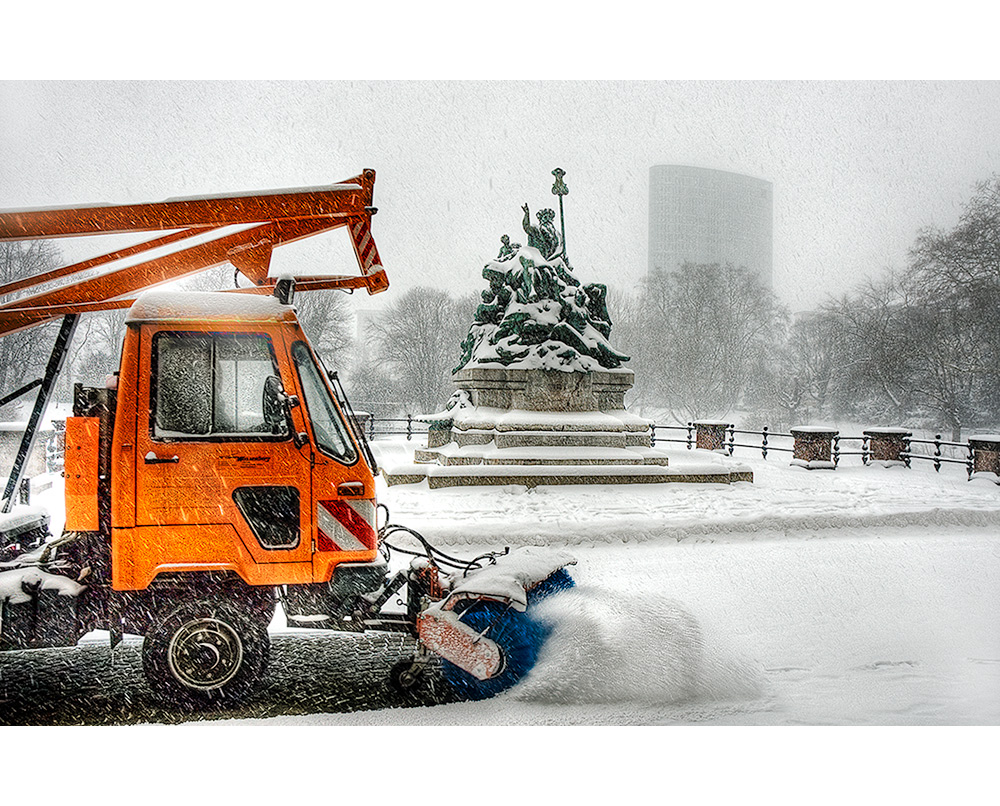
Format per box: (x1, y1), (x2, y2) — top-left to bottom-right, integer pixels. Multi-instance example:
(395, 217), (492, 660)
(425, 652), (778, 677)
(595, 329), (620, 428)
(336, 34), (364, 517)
(0, 241), (63, 419)
(818, 279), (919, 423)
(366, 287), (479, 414)
(604, 286), (649, 408)
(812, 178), (1000, 439)
(908, 175), (1000, 429)
(624, 264), (785, 422)
(910, 175), (1000, 291)
(294, 290), (354, 370)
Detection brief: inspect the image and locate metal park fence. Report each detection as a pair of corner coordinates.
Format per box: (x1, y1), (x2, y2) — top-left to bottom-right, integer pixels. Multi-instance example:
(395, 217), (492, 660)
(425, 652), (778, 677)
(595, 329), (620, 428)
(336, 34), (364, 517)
(650, 421), (996, 480)
(360, 414), (429, 442)
(358, 413), (995, 480)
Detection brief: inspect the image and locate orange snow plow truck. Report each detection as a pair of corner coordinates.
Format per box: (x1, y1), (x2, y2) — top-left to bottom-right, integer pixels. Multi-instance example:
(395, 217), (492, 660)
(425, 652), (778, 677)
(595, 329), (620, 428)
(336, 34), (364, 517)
(0, 170), (574, 709)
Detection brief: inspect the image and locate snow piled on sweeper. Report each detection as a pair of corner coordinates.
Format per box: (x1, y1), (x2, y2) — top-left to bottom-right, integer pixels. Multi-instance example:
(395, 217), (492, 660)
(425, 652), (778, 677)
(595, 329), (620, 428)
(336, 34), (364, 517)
(424, 551), (761, 707)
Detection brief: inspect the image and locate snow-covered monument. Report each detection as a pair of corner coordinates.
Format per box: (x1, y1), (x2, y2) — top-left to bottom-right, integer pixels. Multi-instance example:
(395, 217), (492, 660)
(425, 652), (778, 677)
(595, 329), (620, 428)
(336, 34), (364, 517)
(384, 170), (751, 488)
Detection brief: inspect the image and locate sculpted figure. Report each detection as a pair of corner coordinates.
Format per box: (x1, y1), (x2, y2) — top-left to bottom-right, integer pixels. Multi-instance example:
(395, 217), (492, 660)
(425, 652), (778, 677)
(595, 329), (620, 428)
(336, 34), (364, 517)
(496, 234), (520, 261)
(520, 204), (561, 260)
(521, 204), (547, 255)
(454, 194), (628, 372)
(537, 208), (561, 259)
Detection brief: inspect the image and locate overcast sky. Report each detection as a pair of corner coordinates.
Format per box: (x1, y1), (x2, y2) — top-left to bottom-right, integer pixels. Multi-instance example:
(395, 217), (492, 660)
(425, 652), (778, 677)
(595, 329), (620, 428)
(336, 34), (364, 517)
(2, 80), (999, 314)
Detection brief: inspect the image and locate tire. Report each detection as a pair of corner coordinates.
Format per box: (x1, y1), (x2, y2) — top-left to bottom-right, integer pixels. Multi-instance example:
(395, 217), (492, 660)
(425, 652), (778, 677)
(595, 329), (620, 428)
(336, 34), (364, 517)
(440, 600), (546, 701)
(142, 599), (269, 710)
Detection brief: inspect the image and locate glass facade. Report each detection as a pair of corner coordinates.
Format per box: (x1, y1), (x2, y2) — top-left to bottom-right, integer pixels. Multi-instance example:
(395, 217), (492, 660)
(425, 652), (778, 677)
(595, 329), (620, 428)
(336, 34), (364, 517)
(648, 165), (773, 288)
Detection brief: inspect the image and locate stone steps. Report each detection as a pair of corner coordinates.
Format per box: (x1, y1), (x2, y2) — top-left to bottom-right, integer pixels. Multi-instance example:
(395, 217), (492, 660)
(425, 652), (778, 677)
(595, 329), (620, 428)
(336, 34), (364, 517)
(414, 445), (663, 467)
(384, 461), (752, 489)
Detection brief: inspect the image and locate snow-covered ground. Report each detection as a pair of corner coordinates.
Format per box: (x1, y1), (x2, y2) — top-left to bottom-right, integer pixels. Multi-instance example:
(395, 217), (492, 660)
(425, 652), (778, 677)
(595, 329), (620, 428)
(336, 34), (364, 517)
(18, 441), (1000, 728)
(15, 441), (1000, 730)
(10, 440), (997, 799)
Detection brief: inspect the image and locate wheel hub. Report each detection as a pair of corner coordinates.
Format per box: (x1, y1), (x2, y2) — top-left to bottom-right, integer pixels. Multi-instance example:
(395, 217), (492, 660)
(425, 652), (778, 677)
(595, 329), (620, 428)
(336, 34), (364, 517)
(167, 617), (244, 691)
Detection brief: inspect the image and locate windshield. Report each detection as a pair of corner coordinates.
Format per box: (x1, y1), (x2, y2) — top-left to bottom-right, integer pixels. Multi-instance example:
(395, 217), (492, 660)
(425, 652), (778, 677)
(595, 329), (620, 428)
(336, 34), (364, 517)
(291, 341), (357, 465)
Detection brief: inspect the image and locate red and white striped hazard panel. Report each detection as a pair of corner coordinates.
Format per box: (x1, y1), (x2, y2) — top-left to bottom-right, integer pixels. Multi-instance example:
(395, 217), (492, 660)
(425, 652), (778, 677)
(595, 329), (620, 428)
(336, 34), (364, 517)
(317, 498), (376, 553)
(349, 218), (383, 277)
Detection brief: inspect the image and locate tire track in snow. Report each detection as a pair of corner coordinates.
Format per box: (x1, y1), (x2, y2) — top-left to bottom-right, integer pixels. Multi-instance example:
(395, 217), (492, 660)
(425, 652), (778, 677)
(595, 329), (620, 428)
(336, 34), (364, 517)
(402, 505), (1000, 548)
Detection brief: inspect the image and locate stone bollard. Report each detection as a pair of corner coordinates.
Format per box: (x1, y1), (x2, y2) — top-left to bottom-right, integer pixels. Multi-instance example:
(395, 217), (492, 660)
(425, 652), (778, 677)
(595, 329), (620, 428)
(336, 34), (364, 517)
(968, 434), (1000, 480)
(695, 421), (729, 452)
(790, 426), (838, 470)
(863, 428), (912, 466)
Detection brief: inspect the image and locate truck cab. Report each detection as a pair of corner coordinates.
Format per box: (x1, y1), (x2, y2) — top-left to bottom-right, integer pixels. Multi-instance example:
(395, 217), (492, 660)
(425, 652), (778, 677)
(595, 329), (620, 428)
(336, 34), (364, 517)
(88, 290), (378, 592)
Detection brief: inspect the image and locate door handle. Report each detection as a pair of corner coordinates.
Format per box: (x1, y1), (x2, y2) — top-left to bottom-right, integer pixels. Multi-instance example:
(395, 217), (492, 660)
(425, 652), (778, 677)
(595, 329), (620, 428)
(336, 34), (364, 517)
(337, 481), (365, 497)
(144, 451), (180, 464)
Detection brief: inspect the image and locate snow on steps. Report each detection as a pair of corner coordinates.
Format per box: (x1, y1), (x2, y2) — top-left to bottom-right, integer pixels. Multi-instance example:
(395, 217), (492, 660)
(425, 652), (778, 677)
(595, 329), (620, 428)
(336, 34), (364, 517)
(384, 460), (753, 488)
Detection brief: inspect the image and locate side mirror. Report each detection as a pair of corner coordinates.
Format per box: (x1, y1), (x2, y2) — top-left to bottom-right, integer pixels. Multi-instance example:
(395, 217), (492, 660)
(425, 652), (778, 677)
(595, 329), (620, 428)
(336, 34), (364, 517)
(262, 375), (288, 434)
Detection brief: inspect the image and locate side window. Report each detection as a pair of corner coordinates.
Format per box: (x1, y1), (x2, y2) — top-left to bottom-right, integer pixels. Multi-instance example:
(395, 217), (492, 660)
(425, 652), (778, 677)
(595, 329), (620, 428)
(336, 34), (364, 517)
(154, 333), (212, 436)
(291, 341), (357, 465)
(152, 332), (288, 440)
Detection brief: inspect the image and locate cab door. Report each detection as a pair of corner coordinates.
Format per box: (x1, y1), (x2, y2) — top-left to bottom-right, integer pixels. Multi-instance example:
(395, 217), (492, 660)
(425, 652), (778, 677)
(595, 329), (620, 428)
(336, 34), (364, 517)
(134, 327), (313, 568)
(286, 339), (378, 582)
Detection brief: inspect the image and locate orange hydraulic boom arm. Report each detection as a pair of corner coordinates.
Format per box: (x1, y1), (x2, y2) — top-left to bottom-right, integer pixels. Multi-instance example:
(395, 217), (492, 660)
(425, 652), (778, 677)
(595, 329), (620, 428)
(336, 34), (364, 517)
(0, 169), (389, 336)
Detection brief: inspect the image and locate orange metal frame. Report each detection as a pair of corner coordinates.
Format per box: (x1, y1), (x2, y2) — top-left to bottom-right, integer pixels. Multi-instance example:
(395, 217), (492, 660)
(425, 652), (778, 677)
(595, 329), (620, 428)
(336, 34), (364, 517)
(0, 169), (389, 336)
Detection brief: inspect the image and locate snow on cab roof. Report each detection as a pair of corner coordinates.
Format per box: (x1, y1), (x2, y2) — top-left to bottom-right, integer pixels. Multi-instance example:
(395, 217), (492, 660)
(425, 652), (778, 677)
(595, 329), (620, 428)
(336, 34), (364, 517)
(126, 290), (297, 324)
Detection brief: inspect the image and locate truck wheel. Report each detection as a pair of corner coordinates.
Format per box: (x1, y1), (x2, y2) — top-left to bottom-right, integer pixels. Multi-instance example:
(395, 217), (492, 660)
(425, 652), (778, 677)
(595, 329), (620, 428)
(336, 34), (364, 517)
(142, 600), (269, 709)
(389, 656), (425, 693)
(440, 601), (546, 701)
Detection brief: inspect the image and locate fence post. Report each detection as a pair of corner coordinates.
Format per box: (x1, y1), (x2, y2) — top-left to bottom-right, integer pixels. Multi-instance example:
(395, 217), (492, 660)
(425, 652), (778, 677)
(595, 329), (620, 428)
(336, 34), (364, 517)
(686, 422), (693, 450)
(369, 414), (375, 441)
(968, 435), (1000, 482)
(650, 423), (657, 445)
(833, 433), (841, 467)
(933, 434), (942, 473)
(406, 414), (413, 441)
(762, 426), (769, 460)
(727, 424), (735, 456)
(790, 427), (838, 470)
(694, 421), (729, 452)
(863, 428), (911, 466)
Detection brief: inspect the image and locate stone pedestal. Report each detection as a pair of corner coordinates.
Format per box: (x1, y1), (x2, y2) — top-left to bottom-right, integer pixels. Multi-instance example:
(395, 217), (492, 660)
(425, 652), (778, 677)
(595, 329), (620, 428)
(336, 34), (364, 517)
(695, 421), (730, 452)
(790, 426), (838, 470)
(351, 411), (372, 441)
(452, 367), (634, 412)
(969, 434), (1000, 480)
(864, 428), (911, 465)
(383, 368), (752, 488)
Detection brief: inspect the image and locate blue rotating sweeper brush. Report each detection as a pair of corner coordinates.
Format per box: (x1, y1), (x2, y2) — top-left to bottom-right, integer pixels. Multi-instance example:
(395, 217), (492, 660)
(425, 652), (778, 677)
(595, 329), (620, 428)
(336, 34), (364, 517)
(441, 568), (576, 701)
(380, 522), (577, 701)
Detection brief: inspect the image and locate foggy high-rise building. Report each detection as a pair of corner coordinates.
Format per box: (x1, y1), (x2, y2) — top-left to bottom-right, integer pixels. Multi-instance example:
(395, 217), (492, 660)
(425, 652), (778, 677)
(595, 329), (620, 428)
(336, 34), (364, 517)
(648, 165), (773, 288)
